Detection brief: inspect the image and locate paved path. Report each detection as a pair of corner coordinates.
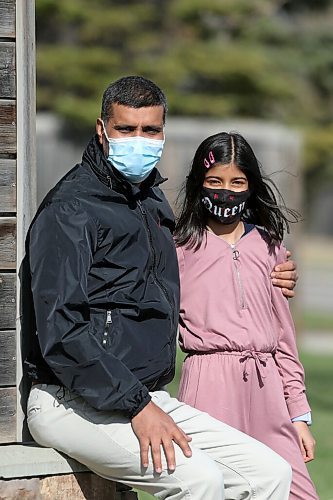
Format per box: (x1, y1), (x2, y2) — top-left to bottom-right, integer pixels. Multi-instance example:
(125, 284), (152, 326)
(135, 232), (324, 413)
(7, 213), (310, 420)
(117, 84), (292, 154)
(300, 331), (333, 354)
(298, 238), (333, 354)
(299, 237), (333, 313)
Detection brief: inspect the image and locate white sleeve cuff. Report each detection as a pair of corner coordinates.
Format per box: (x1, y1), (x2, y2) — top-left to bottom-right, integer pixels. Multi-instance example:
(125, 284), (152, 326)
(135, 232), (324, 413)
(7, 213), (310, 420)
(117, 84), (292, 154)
(291, 411), (312, 425)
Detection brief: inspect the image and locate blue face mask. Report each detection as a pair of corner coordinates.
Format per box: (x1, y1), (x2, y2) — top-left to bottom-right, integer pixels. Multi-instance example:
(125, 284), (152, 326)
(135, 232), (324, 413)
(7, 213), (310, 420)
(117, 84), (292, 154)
(102, 122), (165, 183)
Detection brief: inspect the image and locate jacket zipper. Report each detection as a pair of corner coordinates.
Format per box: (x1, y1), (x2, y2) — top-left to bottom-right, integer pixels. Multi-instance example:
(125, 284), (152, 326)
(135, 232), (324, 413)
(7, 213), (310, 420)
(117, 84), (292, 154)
(102, 309), (112, 347)
(138, 200), (177, 375)
(137, 200), (173, 309)
(230, 244), (246, 310)
(104, 178), (174, 322)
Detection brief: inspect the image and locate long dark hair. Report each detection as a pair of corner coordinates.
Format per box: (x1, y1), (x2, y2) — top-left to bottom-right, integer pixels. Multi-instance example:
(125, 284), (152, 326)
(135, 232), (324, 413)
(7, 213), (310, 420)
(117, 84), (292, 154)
(174, 132), (300, 249)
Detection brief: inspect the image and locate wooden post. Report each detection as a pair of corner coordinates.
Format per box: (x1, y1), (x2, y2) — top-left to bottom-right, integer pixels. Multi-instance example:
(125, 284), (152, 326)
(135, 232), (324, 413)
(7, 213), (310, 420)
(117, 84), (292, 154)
(0, 0), (19, 445)
(15, 0), (37, 441)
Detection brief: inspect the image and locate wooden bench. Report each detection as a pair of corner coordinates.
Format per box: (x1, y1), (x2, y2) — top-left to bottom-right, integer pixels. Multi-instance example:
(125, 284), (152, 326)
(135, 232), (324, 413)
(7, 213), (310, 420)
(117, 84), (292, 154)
(0, 444), (138, 499)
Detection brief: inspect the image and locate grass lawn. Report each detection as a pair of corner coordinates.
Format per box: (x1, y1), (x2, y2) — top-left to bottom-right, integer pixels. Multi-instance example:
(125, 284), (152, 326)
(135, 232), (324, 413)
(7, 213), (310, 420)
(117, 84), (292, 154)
(301, 352), (333, 499)
(135, 350), (333, 500)
(302, 310), (333, 331)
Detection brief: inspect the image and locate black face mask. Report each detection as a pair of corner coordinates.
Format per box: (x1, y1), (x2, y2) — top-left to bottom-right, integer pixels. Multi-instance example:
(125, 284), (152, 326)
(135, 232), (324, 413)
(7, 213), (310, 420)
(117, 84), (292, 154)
(201, 187), (250, 225)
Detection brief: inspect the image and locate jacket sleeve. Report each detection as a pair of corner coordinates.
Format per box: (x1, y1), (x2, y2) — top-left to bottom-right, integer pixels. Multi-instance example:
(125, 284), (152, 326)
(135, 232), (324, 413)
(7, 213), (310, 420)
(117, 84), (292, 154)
(271, 244), (311, 420)
(29, 200), (151, 418)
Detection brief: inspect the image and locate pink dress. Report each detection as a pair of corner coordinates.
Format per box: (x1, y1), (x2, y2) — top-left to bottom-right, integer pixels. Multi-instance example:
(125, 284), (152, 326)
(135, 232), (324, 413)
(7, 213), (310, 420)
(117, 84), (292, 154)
(177, 227), (318, 500)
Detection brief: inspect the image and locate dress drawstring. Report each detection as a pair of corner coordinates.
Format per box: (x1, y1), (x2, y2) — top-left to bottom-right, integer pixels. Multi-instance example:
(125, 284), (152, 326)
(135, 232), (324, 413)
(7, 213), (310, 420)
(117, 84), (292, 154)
(240, 350), (269, 388)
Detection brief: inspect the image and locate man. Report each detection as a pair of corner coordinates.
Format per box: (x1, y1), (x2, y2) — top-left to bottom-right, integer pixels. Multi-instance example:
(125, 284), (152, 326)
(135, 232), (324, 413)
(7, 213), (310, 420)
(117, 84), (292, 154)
(25, 76), (296, 499)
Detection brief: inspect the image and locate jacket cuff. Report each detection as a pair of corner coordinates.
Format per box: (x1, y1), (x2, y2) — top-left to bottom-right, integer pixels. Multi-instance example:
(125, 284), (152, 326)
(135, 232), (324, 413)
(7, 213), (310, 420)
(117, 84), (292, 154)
(129, 392), (152, 419)
(286, 393), (311, 420)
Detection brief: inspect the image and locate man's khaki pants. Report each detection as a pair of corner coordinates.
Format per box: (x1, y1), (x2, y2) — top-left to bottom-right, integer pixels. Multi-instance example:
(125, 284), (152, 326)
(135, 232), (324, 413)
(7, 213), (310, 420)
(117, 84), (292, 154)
(27, 385), (291, 499)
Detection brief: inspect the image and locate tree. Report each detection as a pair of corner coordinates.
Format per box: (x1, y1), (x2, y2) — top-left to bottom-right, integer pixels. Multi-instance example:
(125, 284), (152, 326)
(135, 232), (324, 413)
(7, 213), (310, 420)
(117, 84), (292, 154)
(36, 0), (333, 208)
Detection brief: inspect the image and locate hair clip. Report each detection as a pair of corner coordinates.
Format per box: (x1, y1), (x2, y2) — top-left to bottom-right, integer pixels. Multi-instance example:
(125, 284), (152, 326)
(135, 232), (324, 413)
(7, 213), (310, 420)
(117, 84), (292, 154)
(204, 151), (216, 169)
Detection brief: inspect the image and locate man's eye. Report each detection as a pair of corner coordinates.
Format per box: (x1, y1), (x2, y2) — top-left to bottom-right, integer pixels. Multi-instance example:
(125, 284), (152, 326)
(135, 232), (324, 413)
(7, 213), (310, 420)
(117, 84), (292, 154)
(116, 127), (134, 133)
(146, 129), (160, 135)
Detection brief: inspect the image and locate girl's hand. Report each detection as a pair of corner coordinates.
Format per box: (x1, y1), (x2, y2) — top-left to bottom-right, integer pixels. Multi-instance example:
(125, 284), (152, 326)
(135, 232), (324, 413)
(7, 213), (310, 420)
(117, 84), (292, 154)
(292, 421), (316, 462)
(271, 250), (298, 298)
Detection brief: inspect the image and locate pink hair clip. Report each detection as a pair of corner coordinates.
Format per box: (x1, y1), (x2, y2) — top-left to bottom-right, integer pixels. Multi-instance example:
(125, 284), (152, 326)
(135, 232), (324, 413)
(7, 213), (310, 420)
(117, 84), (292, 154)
(203, 151), (215, 169)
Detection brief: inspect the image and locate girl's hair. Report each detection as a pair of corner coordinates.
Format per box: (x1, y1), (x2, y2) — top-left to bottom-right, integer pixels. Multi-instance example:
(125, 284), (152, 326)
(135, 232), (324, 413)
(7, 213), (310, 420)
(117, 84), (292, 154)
(174, 132), (300, 250)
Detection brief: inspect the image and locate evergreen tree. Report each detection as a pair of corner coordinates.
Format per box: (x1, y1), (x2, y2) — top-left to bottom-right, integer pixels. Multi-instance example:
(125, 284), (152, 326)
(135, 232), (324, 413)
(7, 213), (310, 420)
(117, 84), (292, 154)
(36, 0), (333, 198)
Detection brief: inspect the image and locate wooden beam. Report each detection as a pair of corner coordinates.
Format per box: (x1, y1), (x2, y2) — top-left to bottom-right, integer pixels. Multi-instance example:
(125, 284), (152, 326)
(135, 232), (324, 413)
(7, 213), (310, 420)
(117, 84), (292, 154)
(0, 159), (16, 212)
(0, 272), (16, 329)
(0, 474), (118, 499)
(0, 387), (16, 443)
(0, 330), (16, 385)
(0, 0), (16, 38)
(0, 100), (16, 155)
(0, 42), (15, 99)
(0, 217), (16, 269)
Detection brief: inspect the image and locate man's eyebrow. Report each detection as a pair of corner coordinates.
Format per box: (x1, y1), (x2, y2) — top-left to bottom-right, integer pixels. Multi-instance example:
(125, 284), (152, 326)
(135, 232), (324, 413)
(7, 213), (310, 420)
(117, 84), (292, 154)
(113, 124), (136, 129)
(142, 125), (163, 131)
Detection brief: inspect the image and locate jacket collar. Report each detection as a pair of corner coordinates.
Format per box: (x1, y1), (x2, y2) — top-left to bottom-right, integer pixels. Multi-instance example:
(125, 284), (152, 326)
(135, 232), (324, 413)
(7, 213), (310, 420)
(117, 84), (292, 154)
(82, 135), (167, 196)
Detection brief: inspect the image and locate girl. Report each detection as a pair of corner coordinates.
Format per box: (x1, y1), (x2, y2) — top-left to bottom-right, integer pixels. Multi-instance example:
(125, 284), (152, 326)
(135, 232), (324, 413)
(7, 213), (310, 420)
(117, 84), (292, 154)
(175, 132), (318, 499)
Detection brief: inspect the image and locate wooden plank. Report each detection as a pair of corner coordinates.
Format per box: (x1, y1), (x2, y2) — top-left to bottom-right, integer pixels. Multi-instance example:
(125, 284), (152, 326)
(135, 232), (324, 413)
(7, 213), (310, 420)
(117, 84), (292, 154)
(0, 0), (16, 38)
(0, 42), (15, 98)
(0, 158), (16, 212)
(0, 217), (16, 269)
(0, 445), (90, 478)
(0, 330), (16, 385)
(0, 475), (118, 499)
(0, 387), (16, 443)
(40, 474), (117, 499)
(0, 100), (16, 155)
(0, 272), (16, 328)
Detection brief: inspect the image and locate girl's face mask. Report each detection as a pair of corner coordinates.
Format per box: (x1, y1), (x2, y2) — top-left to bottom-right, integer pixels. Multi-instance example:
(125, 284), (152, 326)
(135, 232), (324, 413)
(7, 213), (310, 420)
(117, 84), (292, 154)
(102, 121), (165, 183)
(201, 186), (250, 225)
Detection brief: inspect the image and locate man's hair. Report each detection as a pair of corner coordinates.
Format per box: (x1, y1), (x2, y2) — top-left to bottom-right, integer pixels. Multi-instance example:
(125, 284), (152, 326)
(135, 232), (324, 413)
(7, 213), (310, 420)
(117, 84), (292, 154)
(101, 76), (167, 123)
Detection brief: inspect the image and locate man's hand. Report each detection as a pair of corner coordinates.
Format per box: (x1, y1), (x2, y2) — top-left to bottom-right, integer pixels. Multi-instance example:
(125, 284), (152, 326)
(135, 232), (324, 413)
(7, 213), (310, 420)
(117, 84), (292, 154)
(131, 401), (192, 473)
(271, 250), (298, 298)
(292, 421), (316, 463)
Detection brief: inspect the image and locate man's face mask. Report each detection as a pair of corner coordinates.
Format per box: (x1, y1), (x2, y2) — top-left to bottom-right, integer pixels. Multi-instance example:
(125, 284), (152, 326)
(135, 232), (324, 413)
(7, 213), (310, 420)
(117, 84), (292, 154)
(201, 187), (250, 225)
(102, 122), (165, 183)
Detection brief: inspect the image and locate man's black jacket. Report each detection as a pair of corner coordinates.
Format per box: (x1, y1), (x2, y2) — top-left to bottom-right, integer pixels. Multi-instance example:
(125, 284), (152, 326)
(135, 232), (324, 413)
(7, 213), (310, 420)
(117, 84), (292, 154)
(25, 135), (179, 418)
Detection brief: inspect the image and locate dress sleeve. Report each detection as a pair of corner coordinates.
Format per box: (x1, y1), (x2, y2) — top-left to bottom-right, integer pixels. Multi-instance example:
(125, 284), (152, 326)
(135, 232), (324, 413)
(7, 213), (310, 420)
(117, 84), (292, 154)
(271, 244), (311, 420)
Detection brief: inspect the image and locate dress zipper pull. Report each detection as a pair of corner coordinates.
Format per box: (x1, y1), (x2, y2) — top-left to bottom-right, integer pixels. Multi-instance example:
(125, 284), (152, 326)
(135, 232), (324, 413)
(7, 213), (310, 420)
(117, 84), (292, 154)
(233, 249), (240, 260)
